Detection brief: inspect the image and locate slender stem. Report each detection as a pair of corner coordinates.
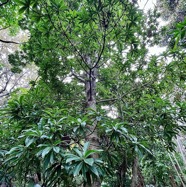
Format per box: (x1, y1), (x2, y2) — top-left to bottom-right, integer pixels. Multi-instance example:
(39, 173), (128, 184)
(0, 39), (21, 44)
(168, 153), (186, 187)
(0, 0), (9, 6)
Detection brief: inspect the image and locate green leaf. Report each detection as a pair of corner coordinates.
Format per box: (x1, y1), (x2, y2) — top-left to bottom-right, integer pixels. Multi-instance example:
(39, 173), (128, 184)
(25, 137), (35, 147)
(77, 118), (82, 123)
(84, 158), (94, 166)
(40, 135), (49, 139)
(84, 150), (98, 158)
(83, 142), (90, 154)
(89, 166), (99, 177)
(120, 127), (128, 133)
(41, 147), (52, 158)
(14, 0), (25, 5)
(74, 148), (83, 157)
(73, 162), (83, 176)
(138, 143), (153, 155)
(43, 153), (51, 169)
(50, 151), (54, 163)
(46, 0), (51, 6)
(19, 6), (27, 14)
(66, 155), (81, 163)
(105, 129), (112, 133)
(53, 146), (60, 153)
(95, 159), (103, 164)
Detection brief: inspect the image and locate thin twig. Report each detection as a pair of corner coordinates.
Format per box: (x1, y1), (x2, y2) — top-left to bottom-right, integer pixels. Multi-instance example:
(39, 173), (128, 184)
(43, 4), (90, 73)
(0, 39), (22, 44)
(97, 81), (154, 103)
(71, 71), (85, 83)
(92, 30), (106, 69)
(143, 0), (150, 10)
(0, 72), (13, 94)
(0, 26), (10, 31)
(0, 0), (9, 6)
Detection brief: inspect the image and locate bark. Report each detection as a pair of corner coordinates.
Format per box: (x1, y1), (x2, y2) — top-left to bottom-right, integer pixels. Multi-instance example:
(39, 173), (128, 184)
(153, 176), (156, 186)
(131, 157), (138, 187)
(84, 64), (101, 187)
(85, 67), (99, 150)
(33, 173), (40, 184)
(169, 173), (177, 187)
(137, 166), (145, 187)
(130, 157), (145, 187)
(118, 156), (127, 187)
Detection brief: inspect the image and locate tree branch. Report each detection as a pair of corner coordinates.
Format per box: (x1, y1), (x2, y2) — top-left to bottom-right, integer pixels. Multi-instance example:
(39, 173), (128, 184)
(0, 70), (10, 79)
(0, 72), (13, 94)
(97, 81), (155, 104)
(0, 26), (10, 31)
(0, 0), (9, 6)
(97, 97), (117, 103)
(43, 3), (90, 73)
(71, 71), (85, 83)
(9, 71), (26, 93)
(92, 30), (106, 69)
(0, 71), (27, 98)
(0, 38), (21, 44)
(143, 0), (150, 10)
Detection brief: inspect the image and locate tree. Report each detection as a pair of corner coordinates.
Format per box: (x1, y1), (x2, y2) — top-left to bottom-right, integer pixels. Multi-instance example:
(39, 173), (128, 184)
(0, 0), (186, 186)
(157, 0), (186, 49)
(0, 28), (37, 105)
(157, 0), (186, 22)
(157, 0), (186, 174)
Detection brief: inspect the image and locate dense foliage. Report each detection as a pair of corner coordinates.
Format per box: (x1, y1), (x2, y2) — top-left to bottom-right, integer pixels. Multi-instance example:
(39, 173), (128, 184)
(0, 0), (186, 186)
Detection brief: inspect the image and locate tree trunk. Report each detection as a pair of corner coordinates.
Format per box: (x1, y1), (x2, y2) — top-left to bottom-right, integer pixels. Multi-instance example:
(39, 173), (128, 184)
(137, 166), (145, 187)
(169, 173), (177, 187)
(117, 156), (127, 187)
(85, 67), (99, 150)
(153, 175), (157, 187)
(130, 157), (145, 187)
(131, 157), (138, 187)
(85, 65), (101, 187)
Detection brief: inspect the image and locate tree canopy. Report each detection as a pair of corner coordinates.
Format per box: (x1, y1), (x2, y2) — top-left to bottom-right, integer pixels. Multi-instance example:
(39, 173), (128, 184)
(0, 0), (186, 187)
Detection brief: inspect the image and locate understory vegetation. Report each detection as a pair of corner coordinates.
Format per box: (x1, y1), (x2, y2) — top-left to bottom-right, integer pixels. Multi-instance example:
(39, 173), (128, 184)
(0, 0), (186, 186)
